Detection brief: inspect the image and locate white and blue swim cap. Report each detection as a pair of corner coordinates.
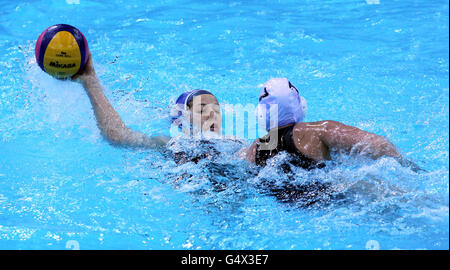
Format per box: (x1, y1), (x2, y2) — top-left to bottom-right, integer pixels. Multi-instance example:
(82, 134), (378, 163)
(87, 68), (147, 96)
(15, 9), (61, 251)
(258, 78), (307, 131)
(170, 89), (214, 129)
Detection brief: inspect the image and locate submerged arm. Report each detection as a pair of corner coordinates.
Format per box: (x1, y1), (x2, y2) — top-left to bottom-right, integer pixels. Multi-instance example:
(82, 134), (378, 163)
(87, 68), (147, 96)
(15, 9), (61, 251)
(74, 56), (169, 148)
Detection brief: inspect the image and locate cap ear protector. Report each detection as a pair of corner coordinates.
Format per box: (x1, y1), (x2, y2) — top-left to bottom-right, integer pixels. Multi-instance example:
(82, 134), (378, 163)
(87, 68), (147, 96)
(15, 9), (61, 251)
(169, 103), (191, 129)
(287, 80), (308, 120)
(289, 80), (308, 120)
(257, 78), (307, 131)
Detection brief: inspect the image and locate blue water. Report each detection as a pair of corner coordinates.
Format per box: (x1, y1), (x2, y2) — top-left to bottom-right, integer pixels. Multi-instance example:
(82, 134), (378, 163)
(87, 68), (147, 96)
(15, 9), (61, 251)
(0, 0), (448, 250)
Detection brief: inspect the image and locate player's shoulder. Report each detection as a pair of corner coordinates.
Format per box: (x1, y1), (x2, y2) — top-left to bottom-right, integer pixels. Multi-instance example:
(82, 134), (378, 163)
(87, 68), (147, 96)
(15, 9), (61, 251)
(294, 120), (343, 131)
(292, 120), (344, 140)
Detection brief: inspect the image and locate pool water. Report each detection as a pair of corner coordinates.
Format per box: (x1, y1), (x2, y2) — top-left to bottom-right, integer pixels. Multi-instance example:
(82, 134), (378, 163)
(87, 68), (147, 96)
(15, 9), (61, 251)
(0, 0), (448, 250)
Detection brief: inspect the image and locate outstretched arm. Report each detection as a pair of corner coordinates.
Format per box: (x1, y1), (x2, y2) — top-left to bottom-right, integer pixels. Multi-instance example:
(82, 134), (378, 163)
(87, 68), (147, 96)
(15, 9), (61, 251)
(73, 55), (169, 148)
(290, 120), (402, 161)
(318, 121), (426, 172)
(292, 120), (401, 161)
(315, 120), (424, 171)
(317, 120), (401, 159)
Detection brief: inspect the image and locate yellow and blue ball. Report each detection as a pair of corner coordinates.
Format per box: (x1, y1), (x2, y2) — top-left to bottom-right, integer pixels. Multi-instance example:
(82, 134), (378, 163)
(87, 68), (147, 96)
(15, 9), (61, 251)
(35, 24), (89, 79)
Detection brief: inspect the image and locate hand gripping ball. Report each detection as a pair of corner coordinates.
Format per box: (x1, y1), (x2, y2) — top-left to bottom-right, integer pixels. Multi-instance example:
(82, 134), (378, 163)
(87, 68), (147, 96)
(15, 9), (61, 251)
(35, 24), (89, 79)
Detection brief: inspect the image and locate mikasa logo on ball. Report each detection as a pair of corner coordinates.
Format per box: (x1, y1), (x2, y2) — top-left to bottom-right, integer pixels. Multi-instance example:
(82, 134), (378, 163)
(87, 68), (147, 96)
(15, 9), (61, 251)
(49, 61), (76, 69)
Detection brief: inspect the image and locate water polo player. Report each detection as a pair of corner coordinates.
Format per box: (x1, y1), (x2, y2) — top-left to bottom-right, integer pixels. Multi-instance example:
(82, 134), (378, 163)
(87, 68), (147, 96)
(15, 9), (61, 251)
(72, 54), (221, 148)
(245, 78), (420, 170)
